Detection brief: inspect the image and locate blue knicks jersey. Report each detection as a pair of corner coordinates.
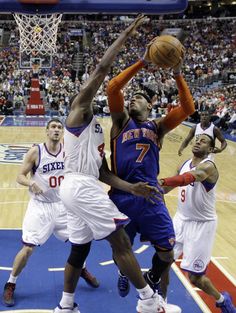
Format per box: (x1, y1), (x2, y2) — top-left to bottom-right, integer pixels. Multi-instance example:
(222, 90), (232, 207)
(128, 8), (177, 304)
(111, 118), (161, 190)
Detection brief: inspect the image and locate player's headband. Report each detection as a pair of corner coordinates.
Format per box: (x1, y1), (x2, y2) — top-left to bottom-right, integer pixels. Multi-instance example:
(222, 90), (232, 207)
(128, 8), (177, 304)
(133, 91), (152, 104)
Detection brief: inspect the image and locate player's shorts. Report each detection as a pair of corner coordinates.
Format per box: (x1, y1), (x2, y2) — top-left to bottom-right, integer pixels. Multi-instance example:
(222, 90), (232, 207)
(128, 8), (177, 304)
(110, 191), (175, 250)
(60, 173), (129, 245)
(22, 198), (68, 246)
(173, 212), (217, 274)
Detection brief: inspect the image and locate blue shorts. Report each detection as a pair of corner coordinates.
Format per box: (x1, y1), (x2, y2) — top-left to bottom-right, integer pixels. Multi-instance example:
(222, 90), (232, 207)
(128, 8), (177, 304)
(110, 192), (175, 250)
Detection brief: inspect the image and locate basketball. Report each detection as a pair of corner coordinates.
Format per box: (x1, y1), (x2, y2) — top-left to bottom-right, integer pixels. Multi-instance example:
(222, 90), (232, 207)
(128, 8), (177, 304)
(148, 35), (184, 69)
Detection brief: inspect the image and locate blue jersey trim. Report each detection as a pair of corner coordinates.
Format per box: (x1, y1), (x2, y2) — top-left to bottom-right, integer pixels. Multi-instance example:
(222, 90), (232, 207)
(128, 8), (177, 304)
(44, 143), (62, 157)
(178, 159), (191, 173)
(181, 267), (207, 276)
(66, 118), (92, 137)
(201, 180), (216, 192)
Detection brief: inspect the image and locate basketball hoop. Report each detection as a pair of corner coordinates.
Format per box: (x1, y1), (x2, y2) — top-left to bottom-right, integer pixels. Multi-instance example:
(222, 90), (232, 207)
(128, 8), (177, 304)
(14, 13), (62, 55)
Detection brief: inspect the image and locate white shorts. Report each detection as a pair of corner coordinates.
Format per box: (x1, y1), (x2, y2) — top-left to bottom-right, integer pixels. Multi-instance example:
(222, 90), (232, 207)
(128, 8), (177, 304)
(22, 198), (68, 246)
(60, 173), (129, 244)
(173, 212), (217, 274)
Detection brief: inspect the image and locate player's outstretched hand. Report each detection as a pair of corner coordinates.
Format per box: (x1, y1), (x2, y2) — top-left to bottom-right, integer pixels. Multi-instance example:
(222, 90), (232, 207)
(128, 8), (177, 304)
(125, 14), (148, 37)
(130, 182), (164, 203)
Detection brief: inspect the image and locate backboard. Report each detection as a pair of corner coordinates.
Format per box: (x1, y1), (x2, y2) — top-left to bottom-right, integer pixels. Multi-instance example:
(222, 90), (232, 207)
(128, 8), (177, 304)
(19, 52), (52, 69)
(0, 0), (188, 14)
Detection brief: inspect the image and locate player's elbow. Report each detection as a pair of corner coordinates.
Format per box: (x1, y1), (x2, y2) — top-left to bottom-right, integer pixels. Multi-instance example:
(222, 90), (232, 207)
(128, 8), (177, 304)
(16, 174), (23, 185)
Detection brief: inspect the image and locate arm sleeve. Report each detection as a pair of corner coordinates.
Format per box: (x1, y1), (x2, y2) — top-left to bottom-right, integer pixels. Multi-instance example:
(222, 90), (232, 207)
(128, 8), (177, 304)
(161, 172), (196, 187)
(162, 75), (195, 131)
(106, 60), (145, 113)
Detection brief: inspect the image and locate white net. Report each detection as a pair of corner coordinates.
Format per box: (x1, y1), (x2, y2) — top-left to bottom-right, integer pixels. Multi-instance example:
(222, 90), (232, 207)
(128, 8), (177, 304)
(14, 13), (62, 55)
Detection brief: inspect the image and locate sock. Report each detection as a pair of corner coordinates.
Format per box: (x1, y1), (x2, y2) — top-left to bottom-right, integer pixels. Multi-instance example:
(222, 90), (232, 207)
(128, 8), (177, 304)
(137, 284), (154, 300)
(216, 294), (225, 304)
(8, 274), (18, 284)
(59, 291), (75, 308)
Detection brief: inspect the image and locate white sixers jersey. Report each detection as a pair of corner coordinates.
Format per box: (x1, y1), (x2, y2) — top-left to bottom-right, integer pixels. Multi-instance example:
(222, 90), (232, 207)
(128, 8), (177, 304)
(64, 116), (104, 178)
(195, 122), (215, 139)
(30, 143), (64, 202)
(177, 158), (217, 221)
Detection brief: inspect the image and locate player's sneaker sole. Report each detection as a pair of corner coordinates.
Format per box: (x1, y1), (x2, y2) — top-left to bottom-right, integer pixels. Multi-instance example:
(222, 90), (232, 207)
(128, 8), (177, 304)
(53, 303), (79, 313)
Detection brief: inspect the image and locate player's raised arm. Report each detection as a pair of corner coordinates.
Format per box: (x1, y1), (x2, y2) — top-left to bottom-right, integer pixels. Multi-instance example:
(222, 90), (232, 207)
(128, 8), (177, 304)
(67, 15), (147, 127)
(155, 60), (195, 137)
(213, 126), (227, 153)
(178, 125), (196, 156)
(106, 59), (147, 127)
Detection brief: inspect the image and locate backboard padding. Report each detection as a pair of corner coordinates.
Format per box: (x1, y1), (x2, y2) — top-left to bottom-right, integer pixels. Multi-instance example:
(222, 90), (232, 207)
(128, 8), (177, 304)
(0, 0), (188, 14)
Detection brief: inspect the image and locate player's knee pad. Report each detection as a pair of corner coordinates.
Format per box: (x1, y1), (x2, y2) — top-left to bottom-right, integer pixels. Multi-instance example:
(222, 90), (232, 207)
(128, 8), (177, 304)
(67, 242), (91, 268)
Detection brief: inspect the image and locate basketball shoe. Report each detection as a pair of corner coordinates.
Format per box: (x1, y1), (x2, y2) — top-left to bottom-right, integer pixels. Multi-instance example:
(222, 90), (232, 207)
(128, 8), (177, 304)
(216, 292), (236, 313)
(54, 302), (79, 313)
(80, 267), (99, 288)
(3, 282), (15, 307)
(137, 292), (182, 313)
(137, 292), (166, 313)
(117, 272), (130, 297)
(144, 270), (182, 313)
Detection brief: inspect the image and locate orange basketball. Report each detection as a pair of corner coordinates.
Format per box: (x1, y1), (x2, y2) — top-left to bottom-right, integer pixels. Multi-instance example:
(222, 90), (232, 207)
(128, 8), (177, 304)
(148, 35), (185, 69)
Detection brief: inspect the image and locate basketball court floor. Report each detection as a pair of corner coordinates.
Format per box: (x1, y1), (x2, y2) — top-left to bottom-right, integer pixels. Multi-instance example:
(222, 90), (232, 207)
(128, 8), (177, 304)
(0, 116), (235, 313)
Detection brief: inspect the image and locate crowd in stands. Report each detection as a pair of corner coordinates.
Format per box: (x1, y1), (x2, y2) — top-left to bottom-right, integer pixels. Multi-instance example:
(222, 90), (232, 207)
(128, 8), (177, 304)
(0, 16), (235, 133)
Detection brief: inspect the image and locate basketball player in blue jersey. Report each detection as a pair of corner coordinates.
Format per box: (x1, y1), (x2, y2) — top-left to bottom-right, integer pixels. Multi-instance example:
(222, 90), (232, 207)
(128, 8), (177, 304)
(106, 48), (195, 312)
(54, 16), (169, 313)
(178, 110), (227, 156)
(159, 134), (236, 313)
(2, 118), (98, 307)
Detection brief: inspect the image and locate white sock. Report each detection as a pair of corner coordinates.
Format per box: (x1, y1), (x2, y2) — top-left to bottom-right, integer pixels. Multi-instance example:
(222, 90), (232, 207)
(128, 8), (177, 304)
(137, 284), (154, 300)
(8, 274), (18, 284)
(216, 294), (224, 303)
(59, 292), (75, 308)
